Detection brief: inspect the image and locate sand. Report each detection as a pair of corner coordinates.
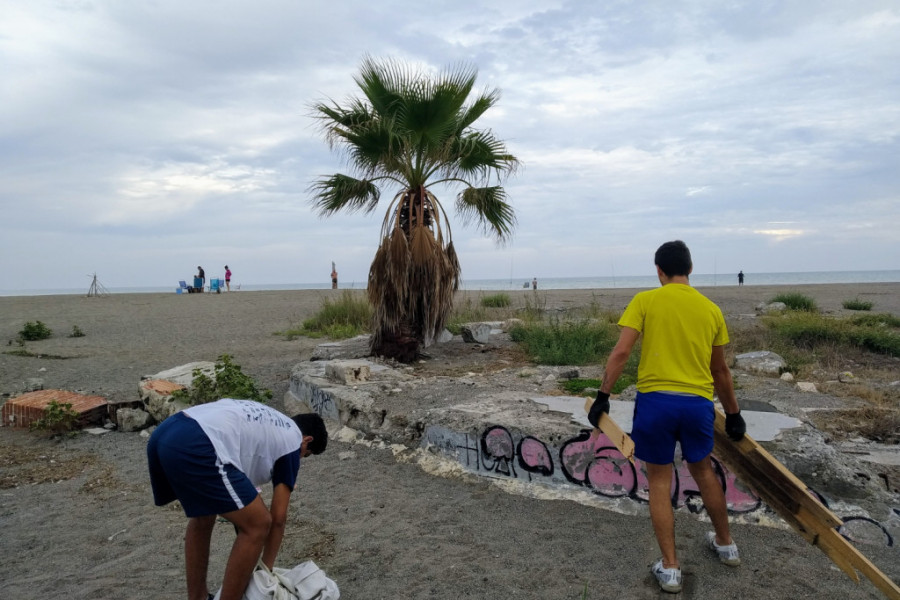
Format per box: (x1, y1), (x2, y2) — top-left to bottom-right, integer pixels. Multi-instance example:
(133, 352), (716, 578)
(1, 283), (898, 599)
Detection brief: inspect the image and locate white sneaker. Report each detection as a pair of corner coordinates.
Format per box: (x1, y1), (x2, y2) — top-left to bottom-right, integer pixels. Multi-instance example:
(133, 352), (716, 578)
(651, 559), (682, 593)
(706, 531), (741, 566)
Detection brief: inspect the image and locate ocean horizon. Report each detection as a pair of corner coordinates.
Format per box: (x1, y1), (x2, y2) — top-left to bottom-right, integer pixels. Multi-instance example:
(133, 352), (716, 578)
(1, 269), (898, 298)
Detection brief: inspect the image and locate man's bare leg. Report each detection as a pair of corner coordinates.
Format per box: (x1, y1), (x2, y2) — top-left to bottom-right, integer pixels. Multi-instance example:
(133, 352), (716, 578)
(687, 455), (733, 545)
(185, 515), (216, 600)
(645, 462), (678, 567)
(218, 495), (272, 600)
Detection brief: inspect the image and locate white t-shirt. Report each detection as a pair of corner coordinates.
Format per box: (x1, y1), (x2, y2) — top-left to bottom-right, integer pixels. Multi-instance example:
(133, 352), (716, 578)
(183, 399), (303, 486)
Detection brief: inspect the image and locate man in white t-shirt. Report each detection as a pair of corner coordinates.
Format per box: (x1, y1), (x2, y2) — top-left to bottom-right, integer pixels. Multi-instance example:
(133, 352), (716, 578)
(147, 399), (328, 600)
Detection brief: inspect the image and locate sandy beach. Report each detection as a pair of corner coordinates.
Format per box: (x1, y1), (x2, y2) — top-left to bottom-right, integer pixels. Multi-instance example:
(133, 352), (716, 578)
(1, 283), (899, 599)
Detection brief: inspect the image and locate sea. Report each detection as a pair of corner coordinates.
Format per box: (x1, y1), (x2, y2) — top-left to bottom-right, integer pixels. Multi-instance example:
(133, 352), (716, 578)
(2, 270), (898, 297)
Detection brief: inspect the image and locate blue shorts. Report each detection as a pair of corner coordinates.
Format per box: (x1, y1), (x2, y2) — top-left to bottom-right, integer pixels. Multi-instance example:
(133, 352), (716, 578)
(631, 391), (714, 465)
(147, 412), (259, 518)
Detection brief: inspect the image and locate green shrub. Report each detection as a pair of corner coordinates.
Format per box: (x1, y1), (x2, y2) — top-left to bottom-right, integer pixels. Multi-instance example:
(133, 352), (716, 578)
(769, 292), (817, 312)
(764, 312), (900, 357)
(19, 321), (52, 341)
(172, 354), (272, 405)
(29, 400), (79, 436)
(69, 325), (85, 338)
(283, 291), (372, 339)
(509, 319), (621, 365)
(849, 313), (900, 328)
(481, 293), (511, 308)
(842, 298), (873, 311)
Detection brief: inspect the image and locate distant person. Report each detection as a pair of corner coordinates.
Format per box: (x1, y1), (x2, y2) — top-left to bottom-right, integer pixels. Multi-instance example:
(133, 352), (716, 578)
(224, 265), (232, 292)
(587, 240), (745, 593)
(738, 270), (744, 286)
(532, 277), (537, 290)
(147, 399), (328, 600)
(195, 266), (206, 293)
(331, 267), (338, 290)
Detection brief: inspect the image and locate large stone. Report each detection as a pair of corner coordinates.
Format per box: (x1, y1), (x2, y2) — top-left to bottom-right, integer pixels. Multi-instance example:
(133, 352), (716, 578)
(734, 350), (787, 376)
(461, 323), (491, 344)
(117, 407), (152, 432)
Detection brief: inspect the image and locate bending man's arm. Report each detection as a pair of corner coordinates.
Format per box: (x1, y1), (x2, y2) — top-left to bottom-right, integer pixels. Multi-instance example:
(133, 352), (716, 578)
(261, 483), (292, 569)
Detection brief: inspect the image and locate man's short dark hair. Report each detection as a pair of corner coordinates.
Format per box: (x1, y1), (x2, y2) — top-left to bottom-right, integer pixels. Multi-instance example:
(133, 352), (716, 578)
(292, 412), (328, 455)
(654, 240), (692, 277)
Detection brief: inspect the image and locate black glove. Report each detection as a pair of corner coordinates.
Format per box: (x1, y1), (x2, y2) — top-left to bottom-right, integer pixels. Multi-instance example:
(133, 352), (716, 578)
(587, 391), (610, 429)
(725, 411), (746, 441)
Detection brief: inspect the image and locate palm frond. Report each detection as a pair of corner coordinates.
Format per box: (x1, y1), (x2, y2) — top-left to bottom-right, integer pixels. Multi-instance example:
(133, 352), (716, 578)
(309, 174), (380, 215)
(456, 186), (517, 242)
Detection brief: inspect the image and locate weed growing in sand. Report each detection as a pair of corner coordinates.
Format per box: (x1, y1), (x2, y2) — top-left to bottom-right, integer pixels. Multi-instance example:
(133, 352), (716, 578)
(561, 372), (637, 396)
(480, 293), (511, 308)
(282, 290), (372, 340)
(69, 325), (85, 338)
(172, 354), (272, 405)
(770, 292), (817, 312)
(842, 298), (873, 311)
(509, 319), (622, 365)
(29, 400), (79, 436)
(18, 320), (52, 341)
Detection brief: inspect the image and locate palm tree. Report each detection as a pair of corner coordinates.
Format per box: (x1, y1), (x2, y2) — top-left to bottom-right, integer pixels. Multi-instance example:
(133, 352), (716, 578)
(310, 56), (519, 362)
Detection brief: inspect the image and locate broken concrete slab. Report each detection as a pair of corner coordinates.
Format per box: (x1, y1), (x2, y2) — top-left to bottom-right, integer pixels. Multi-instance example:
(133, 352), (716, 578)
(140, 379), (188, 423)
(325, 360), (372, 385)
(735, 351), (787, 376)
(310, 335), (371, 360)
(461, 323), (491, 344)
(143, 361), (214, 387)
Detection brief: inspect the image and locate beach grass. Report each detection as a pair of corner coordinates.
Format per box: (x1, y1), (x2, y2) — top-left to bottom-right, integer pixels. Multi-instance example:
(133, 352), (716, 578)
(281, 290), (372, 339)
(770, 292), (818, 312)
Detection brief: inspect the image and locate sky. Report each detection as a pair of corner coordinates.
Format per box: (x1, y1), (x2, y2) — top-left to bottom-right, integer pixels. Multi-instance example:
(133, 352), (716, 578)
(2, 1), (899, 291)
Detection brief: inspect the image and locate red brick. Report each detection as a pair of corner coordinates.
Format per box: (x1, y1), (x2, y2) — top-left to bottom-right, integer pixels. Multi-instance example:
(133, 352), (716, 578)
(1, 390), (108, 429)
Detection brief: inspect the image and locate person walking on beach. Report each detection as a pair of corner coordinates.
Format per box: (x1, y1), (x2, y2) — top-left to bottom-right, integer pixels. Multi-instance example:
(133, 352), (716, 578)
(331, 263), (338, 289)
(197, 266), (206, 291)
(738, 270), (744, 286)
(532, 277), (537, 290)
(147, 399), (328, 600)
(224, 265), (232, 292)
(587, 240), (746, 593)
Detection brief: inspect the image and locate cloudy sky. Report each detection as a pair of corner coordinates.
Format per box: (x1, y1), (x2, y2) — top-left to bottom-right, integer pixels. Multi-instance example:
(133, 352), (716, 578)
(2, 1), (899, 291)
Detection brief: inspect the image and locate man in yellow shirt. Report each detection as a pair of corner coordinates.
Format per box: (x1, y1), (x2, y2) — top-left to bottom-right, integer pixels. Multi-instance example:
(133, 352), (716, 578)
(588, 240), (746, 593)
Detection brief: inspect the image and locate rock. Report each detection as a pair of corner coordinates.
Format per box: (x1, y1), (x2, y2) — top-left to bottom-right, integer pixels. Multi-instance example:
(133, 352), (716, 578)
(117, 407), (152, 432)
(84, 427), (109, 435)
(461, 323), (491, 344)
(838, 371), (856, 383)
(796, 382), (819, 393)
(755, 301), (787, 314)
(780, 372), (795, 382)
(734, 351), (787, 375)
(24, 378), (44, 392)
(435, 329), (454, 343)
(558, 368), (580, 380)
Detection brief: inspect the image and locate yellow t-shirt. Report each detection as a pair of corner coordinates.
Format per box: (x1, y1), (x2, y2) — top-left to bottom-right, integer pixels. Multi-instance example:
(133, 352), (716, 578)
(618, 283), (729, 400)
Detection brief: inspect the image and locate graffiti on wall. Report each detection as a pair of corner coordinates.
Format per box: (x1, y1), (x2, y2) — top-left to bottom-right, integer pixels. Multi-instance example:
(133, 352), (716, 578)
(423, 424), (897, 548)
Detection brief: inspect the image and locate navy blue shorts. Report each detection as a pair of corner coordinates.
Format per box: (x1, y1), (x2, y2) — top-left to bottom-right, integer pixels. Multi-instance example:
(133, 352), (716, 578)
(631, 391), (714, 465)
(147, 413), (259, 518)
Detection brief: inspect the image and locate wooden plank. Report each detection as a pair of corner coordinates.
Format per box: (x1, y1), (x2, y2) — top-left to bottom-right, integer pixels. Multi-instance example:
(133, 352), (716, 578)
(583, 398), (634, 462)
